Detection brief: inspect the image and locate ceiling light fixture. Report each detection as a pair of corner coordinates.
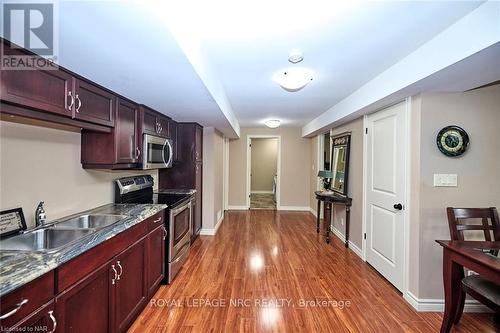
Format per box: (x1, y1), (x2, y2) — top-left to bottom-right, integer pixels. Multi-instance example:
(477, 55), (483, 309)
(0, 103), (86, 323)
(288, 49), (303, 64)
(274, 67), (313, 92)
(265, 119), (281, 128)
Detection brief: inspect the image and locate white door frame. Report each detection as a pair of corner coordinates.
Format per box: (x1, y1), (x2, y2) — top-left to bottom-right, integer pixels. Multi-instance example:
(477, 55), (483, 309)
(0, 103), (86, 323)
(223, 137), (229, 211)
(361, 97), (412, 299)
(246, 135), (281, 209)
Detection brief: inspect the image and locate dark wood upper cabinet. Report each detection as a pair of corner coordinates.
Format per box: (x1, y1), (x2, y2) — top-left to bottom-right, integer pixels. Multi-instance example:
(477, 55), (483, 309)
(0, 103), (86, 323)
(0, 39), (115, 130)
(74, 79), (115, 127)
(141, 107), (157, 135)
(115, 99), (140, 164)
(0, 66), (74, 117)
(170, 120), (179, 162)
(114, 238), (147, 333)
(139, 105), (171, 138)
(158, 116), (170, 138)
(81, 98), (140, 169)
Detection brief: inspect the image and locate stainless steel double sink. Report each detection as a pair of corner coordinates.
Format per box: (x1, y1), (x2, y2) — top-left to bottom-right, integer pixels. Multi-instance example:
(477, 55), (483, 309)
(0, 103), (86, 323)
(0, 214), (127, 252)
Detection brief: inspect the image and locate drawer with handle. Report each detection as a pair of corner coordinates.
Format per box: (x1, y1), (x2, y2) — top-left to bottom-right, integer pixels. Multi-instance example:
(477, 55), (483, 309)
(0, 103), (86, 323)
(147, 211), (164, 232)
(0, 271), (55, 329)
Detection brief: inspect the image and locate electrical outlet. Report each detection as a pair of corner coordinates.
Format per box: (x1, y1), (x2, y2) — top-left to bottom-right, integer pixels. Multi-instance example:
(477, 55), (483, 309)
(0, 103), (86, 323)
(433, 174), (458, 187)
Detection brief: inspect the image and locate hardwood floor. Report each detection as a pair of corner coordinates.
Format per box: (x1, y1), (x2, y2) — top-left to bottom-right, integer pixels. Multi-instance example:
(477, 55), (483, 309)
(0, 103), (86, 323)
(129, 210), (499, 332)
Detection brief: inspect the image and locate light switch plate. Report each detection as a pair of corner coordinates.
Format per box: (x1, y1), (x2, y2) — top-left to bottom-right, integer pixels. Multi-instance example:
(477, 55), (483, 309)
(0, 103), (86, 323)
(433, 174), (458, 187)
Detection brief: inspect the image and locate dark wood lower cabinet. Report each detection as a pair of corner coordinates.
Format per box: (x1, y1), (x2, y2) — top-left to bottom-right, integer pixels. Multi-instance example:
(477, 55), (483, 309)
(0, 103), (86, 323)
(147, 226), (165, 297)
(114, 237), (147, 333)
(13, 301), (56, 333)
(55, 262), (112, 333)
(0, 211), (166, 333)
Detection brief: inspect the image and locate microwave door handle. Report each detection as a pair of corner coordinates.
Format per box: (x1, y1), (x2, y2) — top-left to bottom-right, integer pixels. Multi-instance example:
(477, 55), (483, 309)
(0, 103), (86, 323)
(163, 140), (173, 166)
(161, 141), (167, 165)
(168, 141), (174, 165)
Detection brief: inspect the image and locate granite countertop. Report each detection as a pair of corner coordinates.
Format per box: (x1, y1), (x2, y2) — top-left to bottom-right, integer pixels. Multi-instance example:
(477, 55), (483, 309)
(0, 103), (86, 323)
(0, 203), (167, 297)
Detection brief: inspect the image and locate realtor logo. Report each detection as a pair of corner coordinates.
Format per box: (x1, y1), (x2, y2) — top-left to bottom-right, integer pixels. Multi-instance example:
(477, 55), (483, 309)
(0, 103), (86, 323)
(1, 1), (58, 70)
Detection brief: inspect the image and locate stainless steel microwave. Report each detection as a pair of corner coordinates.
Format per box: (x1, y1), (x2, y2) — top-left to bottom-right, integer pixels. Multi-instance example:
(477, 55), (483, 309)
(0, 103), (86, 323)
(142, 134), (173, 169)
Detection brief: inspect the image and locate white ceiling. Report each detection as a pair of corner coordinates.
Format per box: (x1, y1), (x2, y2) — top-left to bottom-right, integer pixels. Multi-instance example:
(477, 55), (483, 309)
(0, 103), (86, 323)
(167, 0), (483, 128)
(2, 1), (493, 138)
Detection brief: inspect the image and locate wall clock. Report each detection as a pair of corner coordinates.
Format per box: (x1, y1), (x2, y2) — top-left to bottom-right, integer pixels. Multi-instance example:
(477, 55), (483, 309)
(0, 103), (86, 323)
(436, 126), (469, 157)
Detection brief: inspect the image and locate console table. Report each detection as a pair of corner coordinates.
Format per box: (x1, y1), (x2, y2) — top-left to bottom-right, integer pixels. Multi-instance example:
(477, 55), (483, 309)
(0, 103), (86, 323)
(315, 191), (353, 247)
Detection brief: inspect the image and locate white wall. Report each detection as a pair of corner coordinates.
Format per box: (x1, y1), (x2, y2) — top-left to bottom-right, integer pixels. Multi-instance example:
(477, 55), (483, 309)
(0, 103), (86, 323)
(0, 121), (157, 228)
(250, 138), (277, 192)
(411, 85), (500, 299)
(228, 127), (311, 209)
(201, 127), (225, 233)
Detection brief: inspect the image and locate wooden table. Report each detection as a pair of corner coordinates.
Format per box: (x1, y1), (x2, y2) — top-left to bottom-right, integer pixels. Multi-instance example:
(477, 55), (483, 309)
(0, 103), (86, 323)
(436, 240), (500, 333)
(315, 191), (352, 246)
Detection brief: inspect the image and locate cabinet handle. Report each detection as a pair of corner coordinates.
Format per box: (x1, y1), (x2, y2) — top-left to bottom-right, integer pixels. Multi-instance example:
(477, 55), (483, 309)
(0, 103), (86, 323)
(135, 147), (141, 159)
(67, 91), (74, 111)
(111, 264), (118, 285)
(75, 94), (82, 113)
(162, 226), (167, 240)
(116, 261), (123, 280)
(48, 310), (57, 333)
(153, 216), (162, 224)
(0, 299), (28, 319)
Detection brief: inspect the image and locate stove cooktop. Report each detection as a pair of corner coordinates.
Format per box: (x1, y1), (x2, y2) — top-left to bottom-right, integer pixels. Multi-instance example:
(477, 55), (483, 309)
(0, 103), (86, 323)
(152, 193), (192, 208)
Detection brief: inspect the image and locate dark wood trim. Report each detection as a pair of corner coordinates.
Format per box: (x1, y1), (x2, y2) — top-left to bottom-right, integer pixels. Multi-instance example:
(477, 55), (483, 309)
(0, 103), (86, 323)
(0, 102), (112, 133)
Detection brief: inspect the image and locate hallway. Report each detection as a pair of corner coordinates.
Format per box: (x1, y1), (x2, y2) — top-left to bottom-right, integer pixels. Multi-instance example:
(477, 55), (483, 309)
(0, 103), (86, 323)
(130, 210), (497, 332)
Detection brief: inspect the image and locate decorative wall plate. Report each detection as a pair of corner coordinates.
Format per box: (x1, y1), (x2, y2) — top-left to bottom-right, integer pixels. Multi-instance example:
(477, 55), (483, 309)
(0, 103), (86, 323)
(436, 126), (469, 157)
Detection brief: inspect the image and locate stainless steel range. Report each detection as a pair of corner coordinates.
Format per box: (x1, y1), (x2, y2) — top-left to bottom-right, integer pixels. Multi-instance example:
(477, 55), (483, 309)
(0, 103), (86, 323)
(114, 175), (193, 283)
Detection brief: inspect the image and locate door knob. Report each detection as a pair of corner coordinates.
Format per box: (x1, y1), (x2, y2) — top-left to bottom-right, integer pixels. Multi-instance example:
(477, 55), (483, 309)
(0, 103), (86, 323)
(393, 203), (403, 211)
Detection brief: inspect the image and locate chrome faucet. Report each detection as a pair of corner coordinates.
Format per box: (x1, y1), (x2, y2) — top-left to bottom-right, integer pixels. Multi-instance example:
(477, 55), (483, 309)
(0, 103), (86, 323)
(35, 201), (46, 227)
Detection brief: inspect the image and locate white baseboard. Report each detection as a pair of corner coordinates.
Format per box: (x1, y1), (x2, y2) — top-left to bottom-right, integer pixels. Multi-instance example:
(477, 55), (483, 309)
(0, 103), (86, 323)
(199, 213), (225, 236)
(227, 205), (249, 210)
(330, 226), (363, 258)
(278, 206), (311, 211)
(404, 291), (492, 313)
(250, 190), (274, 194)
(309, 207), (317, 217)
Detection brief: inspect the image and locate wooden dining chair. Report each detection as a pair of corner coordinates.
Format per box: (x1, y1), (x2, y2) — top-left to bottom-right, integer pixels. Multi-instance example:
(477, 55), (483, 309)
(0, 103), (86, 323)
(446, 207), (500, 324)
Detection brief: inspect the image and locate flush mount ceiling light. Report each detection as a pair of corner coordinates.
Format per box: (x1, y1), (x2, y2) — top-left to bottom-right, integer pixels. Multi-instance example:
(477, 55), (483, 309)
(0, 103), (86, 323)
(265, 119), (281, 128)
(274, 67), (313, 92)
(288, 49), (303, 64)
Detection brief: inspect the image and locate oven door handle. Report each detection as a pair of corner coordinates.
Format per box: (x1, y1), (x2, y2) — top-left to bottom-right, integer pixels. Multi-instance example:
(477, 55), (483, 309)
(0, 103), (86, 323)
(170, 200), (192, 217)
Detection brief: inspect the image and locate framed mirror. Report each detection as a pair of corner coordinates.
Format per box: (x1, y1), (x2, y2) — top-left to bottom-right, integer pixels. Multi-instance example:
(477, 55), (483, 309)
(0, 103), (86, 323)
(323, 131), (331, 171)
(330, 132), (351, 196)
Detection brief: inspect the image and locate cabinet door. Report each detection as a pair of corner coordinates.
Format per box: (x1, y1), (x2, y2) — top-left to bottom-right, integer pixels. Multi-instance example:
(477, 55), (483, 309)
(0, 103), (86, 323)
(170, 120), (179, 161)
(195, 125), (202, 162)
(147, 226), (165, 296)
(11, 302), (56, 333)
(74, 79), (115, 127)
(116, 99), (140, 164)
(55, 262), (112, 333)
(0, 67), (74, 117)
(114, 238), (147, 333)
(142, 108), (158, 136)
(157, 116), (170, 138)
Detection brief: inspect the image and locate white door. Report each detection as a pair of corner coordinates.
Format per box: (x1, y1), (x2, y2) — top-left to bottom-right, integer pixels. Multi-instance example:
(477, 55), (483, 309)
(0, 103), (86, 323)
(365, 102), (407, 291)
